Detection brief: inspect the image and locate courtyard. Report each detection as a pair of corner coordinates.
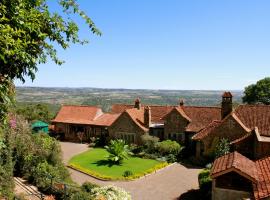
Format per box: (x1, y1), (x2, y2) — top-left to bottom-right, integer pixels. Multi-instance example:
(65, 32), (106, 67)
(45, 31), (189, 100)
(61, 142), (201, 200)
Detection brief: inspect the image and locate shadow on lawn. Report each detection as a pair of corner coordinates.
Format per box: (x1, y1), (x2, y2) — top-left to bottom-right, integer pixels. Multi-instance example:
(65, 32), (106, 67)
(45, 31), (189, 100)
(93, 160), (122, 168)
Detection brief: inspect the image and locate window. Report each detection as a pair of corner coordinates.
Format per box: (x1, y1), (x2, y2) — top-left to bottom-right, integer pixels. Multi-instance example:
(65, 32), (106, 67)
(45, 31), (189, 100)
(118, 132), (135, 144)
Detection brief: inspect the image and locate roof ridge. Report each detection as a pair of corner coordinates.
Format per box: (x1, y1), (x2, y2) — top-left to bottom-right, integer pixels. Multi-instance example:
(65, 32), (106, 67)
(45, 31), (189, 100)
(237, 104), (270, 108)
(182, 106), (221, 109)
(62, 105), (101, 108)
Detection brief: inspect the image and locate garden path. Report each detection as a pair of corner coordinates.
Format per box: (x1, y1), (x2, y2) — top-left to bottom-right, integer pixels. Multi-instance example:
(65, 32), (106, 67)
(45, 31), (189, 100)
(61, 142), (201, 200)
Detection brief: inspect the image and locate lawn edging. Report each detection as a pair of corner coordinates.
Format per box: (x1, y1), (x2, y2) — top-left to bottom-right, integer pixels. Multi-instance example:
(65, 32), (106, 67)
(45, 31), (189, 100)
(68, 161), (171, 181)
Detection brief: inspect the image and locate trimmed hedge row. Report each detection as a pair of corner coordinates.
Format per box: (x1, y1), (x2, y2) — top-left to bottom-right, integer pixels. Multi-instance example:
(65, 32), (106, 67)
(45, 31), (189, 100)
(69, 162), (169, 181)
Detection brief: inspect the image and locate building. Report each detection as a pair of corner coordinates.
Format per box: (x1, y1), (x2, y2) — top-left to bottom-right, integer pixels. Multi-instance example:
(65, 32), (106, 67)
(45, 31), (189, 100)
(51, 105), (119, 142)
(109, 98), (222, 148)
(211, 151), (270, 200)
(162, 101), (221, 150)
(109, 99), (174, 143)
(192, 92), (270, 159)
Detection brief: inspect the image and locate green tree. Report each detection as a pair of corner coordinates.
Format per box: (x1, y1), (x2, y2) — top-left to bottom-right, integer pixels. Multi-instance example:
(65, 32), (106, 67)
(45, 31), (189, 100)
(0, 0), (101, 82)
(105, 140), (133, 164)
(16, 103), (53, 123)
(0, 0), (100, 197)
(243, 77), (270, 105)
(215, 138), (230, 158)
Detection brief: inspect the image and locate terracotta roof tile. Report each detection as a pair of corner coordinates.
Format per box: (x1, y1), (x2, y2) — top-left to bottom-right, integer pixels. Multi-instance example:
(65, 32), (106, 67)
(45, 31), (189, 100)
(111, 104), (174, 123)
(125, 108), (148, 132)
(212, 152), (270, 200)
(234, 105), (270, 137)
(211, 152), (258, 182)
(52, 105), (102, 125)
(182, 106), (221, 132)
(192, 120), (222, 140)
(91, 113), (120, 126)
(254, 157), (270, 199)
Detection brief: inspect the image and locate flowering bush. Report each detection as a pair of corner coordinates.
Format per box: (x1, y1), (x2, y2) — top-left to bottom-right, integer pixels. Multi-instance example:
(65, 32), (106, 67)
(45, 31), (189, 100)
(90, 185), (131, 200)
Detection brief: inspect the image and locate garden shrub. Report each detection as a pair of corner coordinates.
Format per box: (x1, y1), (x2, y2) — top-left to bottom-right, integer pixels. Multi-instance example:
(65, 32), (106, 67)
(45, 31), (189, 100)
(198, 169), (212, 197)
(10, 116), (70, 195)
(69, 191), (92, 200)
(141, 135), (159, 153)
(81, 182), (99, 193)
(156, 140), (181, 156)
(123, 170), (133, 177)
(105, 139), (133, 164)
(90, 185), (131, 200)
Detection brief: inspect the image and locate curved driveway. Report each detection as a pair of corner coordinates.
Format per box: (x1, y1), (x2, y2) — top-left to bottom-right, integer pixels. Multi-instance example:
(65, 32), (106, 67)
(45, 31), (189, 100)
(61, 142), (201, 200)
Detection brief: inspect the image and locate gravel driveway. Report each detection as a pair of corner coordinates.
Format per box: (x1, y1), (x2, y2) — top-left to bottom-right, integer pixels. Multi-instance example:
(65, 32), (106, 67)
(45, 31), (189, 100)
(60, 142), (201, 200)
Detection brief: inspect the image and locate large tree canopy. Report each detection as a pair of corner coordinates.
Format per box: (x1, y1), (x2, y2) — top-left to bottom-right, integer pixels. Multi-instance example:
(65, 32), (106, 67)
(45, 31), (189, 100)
(0, 0), (101, 82)
(0, 0), (100, 121)
(242, 77), (270, 105)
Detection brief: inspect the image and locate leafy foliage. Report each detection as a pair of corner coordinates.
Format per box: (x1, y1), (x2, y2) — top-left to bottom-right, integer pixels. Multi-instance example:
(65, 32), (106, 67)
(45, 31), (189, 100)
(198, 169), (212, 198)
(16, 103), (53, 123)
(215, 138), (230, 158)
(81, 182), (99, 193)
(90, 185), (131, 200)
(123, 170), (133, 177)
(11, 115), (70, 193)
(141, 135), (159, 153)
(156, 140), (182, 156)
(243, 77), (270, 105)
(0, 0), (101, 82)
(105, 140), (133, 164)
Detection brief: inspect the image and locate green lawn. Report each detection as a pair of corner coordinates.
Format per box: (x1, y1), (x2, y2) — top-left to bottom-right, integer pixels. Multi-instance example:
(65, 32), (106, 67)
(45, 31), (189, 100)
(68, 148), (167, 180)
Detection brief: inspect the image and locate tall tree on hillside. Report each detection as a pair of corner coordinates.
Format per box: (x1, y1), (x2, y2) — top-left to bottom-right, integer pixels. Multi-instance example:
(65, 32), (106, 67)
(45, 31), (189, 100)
(242, 77), (270, 105)
(0, 0), (100, 197)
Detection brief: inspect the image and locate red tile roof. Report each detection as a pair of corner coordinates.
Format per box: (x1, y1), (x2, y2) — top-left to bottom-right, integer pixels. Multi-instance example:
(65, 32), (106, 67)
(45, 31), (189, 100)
(52, 105), (119, 127)
(52, 105), (102, 125)
(92, 113), (120, 126)
(125, 108), (148, 132)
(174, 107), (191, 122)
(234, 105), (270, 137)
(192, 120), (222, 140)
(211, 151), (270, 200)
(182, 106), (221, 132)
(211, 151), (258, 182)
(192, 105), (270, 141)
(111, 104), (174, 123)
(111, 104), (134, 113)
(254, 157), (270, 200)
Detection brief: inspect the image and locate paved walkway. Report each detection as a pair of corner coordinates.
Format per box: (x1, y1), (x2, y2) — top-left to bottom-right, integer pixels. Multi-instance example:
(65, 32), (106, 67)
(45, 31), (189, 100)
(61, 142), (201, 200)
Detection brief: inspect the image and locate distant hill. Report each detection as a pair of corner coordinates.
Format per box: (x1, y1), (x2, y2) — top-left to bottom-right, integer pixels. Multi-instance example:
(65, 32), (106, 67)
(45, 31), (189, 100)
(16, 87), (243, 112)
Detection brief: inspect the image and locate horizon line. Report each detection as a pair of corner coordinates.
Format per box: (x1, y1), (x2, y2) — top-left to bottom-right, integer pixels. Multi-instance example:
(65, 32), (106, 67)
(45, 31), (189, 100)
(15, 86), (243, 92)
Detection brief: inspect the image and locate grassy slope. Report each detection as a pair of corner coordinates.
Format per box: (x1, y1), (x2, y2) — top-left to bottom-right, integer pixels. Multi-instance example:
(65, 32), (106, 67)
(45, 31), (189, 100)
(69, 148), (161, 179)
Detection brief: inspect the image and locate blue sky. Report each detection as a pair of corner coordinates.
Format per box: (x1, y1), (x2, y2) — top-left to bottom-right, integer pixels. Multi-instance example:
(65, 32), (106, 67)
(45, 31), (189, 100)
(15, 0), (270, 90)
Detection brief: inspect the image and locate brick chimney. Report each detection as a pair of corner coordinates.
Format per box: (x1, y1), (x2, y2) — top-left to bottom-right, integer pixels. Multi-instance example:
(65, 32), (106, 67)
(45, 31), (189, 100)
(134, 98), (141, 110)
(221, 92), (233, 119)
(179, 99), (184, 106)
(144, 106), (151, 128)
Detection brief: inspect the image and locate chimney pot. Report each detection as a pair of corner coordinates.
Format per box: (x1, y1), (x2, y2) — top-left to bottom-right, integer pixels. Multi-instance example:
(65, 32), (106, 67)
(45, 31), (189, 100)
(134, 98), (141, 109)
(221, 91), (233, 119)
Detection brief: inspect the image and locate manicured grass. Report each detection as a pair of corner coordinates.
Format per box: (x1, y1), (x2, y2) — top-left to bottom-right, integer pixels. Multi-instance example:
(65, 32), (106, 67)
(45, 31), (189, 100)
(68, 148), (167, 180)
